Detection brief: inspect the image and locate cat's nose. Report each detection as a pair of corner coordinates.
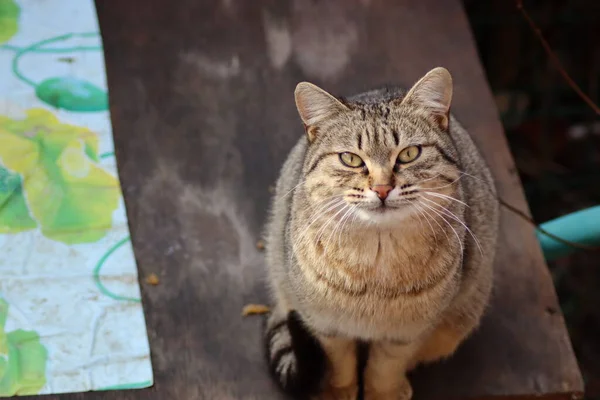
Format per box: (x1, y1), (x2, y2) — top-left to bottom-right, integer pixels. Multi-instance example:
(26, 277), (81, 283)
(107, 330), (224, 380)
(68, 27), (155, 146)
(371, 185), (393, 200)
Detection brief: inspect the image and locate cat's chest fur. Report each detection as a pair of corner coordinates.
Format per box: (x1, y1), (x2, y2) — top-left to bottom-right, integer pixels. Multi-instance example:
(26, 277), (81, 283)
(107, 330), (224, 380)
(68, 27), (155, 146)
(291, 218), (463, 340)
(295, 215), (456, 289)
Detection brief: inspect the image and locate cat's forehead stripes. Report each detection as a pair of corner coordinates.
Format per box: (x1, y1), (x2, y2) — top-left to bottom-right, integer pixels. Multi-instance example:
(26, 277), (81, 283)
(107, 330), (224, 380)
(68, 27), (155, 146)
(348, 110), (434, 161)
(353, 103), (394, 129)
(391, 129), (400, 146)
(359, 124), (395, 165)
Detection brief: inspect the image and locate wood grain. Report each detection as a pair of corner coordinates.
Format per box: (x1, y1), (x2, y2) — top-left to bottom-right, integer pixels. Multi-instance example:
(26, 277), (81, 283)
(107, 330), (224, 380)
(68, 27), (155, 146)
(30, 0), (583, 399)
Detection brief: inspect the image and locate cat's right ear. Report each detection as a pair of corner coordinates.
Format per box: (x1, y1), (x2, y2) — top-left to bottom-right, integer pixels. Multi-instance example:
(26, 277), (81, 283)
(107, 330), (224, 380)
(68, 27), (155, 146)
(295, 82), (349, 142)
(401, 67), (453, 130)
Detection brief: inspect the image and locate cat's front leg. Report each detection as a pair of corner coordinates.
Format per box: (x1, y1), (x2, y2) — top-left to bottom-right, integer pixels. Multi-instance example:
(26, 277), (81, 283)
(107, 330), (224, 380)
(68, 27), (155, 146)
(313, 334), (358, 400)
(363, 341), (419, 400)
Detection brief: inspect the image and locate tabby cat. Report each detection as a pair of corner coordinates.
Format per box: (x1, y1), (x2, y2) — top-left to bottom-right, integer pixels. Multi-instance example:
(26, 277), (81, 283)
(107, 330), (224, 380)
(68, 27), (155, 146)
(264, 67), (499, 400)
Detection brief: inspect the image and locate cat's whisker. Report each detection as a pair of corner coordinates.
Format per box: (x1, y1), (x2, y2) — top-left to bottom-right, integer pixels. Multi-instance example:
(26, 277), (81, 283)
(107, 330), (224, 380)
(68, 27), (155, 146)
(423, 191), (470, 208)
(414, 201), (448, 243)
(458, 170), (489, 185)
(295, 217), (337, 251)
(418, 174), (466, 191)
(336, 204), (358, 247)
(322, 206), (348, 249)
(418, 174), (443, 184)
(328, 204), (355, 247)
(310, 193), (344, 205)
(293, 198), (343, 248)
(311, 201), (348, 244)
(332, 205), (358, 245)
(410, 203), (426, 231)
(421, 197), (483, 256)
(409, 203), (428, 239)
(298, 200), (343, 241)
(307, 197), (343, 221)
(315, 203), (351, 251)
(347, 204), (361, 231)
(417, 171), (489, 193)
(277, 179), (307, 201)
(418, 200), (464, 254)
(411, 202), (438, 242)
(323, 210), (347, 250)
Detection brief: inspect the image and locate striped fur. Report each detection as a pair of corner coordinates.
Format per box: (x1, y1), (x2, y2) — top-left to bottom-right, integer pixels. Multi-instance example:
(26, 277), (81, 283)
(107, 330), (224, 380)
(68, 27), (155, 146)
(264, 311), (326, 397)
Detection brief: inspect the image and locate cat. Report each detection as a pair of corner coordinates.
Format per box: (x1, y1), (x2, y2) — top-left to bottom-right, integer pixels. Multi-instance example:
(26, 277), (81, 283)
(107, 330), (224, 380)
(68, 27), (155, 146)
(263, 67), (499, 400)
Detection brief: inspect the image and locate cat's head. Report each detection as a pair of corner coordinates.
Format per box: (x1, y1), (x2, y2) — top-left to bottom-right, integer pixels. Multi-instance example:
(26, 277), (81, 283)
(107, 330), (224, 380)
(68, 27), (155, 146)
(294, 67), (462, 226)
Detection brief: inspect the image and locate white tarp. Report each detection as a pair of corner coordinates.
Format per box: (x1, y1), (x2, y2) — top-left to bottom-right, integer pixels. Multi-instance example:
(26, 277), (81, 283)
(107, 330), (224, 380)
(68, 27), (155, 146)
(0, 0), (153, 396)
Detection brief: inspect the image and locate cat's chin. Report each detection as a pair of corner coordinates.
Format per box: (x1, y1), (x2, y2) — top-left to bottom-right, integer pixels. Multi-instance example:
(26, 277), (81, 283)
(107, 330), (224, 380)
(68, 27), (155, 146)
(356, 206), (413, 226)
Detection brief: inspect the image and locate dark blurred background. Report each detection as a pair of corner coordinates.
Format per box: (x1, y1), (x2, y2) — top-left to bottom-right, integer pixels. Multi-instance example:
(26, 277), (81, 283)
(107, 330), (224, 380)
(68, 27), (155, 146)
(464, 0), (600, 397)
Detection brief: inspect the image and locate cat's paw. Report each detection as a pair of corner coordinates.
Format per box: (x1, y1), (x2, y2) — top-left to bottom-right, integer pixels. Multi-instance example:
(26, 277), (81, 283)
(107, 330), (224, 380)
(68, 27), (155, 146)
(312, 383), (358, 400)
(364, 378), (412, 400)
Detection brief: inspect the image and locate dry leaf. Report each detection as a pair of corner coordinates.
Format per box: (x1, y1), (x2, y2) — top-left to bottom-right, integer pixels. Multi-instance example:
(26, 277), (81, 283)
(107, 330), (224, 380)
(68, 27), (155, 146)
(242, 304), (270, 316)
(146, 273), (160, 286)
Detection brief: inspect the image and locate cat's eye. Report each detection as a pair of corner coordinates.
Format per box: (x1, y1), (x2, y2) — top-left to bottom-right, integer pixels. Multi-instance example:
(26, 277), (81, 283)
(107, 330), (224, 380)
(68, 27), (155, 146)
(339, 152), (364, 168)
(397, 145), (422, 164)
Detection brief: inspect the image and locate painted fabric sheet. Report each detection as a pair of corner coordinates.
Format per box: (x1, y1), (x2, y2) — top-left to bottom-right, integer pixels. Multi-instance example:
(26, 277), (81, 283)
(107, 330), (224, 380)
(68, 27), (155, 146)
(0, 0), (153, 396)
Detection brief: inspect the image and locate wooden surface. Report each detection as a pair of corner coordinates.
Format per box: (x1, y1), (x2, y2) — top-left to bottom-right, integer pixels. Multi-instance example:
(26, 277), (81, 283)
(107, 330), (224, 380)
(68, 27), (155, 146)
(36, 0), (584, 399)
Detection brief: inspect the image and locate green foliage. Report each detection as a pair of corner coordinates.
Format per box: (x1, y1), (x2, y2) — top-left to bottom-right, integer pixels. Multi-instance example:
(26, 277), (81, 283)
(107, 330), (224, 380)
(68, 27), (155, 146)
(0, 108), (120, 243)
(0, 165), (37, 233)
(0, 298), (48, 396)
(0, 0), (19, 45)
(36, 77), (108, 112)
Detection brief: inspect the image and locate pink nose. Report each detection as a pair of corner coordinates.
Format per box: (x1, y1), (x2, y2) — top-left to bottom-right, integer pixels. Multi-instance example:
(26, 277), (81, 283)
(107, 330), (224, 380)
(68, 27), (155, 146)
(371, 185), (393, 200)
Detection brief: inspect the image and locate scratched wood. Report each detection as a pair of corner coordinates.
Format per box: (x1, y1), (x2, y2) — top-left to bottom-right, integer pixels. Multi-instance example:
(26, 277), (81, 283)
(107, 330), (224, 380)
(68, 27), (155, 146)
(30, 0), (584, 399)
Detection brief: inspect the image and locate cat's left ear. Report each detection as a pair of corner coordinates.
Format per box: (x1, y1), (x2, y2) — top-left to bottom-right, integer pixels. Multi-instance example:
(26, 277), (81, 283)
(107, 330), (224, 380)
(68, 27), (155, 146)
(402, 67), (453, 130)
(295, 82), (349, 141)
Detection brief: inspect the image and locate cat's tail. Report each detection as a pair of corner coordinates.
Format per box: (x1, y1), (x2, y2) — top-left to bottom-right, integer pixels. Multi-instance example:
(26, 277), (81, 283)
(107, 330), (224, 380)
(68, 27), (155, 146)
(264, 310), (326, 397)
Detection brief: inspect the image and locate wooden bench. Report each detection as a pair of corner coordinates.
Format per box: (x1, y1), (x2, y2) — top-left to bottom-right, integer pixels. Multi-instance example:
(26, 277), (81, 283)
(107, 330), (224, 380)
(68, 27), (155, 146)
(37, 0), (584, 398)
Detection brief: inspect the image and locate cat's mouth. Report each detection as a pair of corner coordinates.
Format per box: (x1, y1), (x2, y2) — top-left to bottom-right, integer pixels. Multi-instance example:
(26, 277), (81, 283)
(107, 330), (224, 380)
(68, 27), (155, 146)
(373, 203), (390, 212)
(366, 202), (401, 213)
(371, 207), (390, 215)
(356, 200), (416, 220)
(355, 203), (412, 224)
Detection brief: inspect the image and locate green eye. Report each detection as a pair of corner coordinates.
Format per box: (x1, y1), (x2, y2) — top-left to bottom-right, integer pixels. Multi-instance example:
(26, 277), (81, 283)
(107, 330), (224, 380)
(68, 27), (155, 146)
(339, 152), (364, 168)
(397, 145), (422, 164)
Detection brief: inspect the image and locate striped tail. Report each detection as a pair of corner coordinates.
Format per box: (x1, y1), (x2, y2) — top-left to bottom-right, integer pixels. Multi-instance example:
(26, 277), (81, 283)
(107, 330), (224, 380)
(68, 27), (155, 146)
(264, 310), (326, 397)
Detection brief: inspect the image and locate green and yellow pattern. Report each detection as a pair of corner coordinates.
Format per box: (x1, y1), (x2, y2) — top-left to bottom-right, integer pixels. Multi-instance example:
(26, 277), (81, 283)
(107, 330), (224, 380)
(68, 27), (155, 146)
(0, 109), (120, 243)
(0, 0), (153, 396)
(0, 298), (47, 397)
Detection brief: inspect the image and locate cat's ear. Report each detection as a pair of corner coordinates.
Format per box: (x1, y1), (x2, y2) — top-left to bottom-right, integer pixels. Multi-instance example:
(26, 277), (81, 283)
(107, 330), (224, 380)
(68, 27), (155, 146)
(295, 82), (349, 141)
(402, 67), (453, 130)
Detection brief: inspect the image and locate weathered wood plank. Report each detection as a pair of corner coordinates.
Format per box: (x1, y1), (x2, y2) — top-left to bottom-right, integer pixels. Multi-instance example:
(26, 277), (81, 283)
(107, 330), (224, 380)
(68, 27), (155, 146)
(32, 0), (583, 399)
